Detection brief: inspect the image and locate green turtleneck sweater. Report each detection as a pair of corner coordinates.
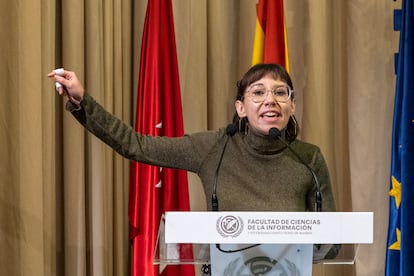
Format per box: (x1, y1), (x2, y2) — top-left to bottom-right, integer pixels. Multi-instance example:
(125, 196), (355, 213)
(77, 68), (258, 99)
(67, 93), (340, 260)
(67, 93), (336, 213)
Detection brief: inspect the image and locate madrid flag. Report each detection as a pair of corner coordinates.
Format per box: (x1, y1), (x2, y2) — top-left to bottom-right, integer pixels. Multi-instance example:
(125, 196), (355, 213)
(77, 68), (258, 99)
(129, 1), (194, 275)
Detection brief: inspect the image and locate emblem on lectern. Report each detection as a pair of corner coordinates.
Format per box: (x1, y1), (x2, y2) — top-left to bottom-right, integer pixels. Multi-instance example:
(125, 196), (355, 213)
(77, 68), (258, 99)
(216, 215), (244, 238)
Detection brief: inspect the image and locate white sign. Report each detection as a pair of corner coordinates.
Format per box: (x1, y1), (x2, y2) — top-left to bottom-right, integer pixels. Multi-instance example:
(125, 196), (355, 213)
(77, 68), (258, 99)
(165, 212), (373, 244)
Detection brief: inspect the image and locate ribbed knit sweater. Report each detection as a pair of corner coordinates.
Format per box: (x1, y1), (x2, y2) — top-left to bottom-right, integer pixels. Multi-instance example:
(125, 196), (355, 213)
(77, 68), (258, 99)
(67, 93), (337, 213)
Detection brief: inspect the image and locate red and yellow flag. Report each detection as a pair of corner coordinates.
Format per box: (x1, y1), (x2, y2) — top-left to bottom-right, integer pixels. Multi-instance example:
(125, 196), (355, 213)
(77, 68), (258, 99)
(129, 0), (194, 275)
(252, 0), (289, 71)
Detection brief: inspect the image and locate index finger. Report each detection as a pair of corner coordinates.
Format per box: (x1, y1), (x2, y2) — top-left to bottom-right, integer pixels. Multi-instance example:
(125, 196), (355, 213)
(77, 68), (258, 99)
(47, 68), (65, 77)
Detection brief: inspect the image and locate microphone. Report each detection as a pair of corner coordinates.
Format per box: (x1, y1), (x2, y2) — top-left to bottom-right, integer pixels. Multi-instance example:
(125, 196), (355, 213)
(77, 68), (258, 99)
(212, 124), (262, 254)
(268, 127), (323, 212)
(212, 124), (236, 211)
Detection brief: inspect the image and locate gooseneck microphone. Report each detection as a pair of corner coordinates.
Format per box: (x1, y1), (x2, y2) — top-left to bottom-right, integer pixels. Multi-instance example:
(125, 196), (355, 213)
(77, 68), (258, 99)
(212, 124), (236, 211)
(211, 124), (261, 254)
(268, 127), (323, 212)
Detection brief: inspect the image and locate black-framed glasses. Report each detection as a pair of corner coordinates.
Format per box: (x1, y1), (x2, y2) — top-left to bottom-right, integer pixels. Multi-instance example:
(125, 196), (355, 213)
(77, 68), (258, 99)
(244, 84), (293, 103)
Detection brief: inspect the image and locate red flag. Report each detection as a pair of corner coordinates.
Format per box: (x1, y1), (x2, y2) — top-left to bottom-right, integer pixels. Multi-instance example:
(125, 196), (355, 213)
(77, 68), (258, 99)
(252, 0), (289, 71)
(129, 1), (194, 275)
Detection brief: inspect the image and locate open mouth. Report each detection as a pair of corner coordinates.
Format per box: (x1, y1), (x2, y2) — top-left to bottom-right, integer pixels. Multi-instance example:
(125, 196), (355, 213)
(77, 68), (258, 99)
(261, 111), (281, 118)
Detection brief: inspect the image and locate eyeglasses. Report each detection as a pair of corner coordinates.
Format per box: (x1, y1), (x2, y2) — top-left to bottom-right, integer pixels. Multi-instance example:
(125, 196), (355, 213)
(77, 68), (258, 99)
(244, 84), (293, 103)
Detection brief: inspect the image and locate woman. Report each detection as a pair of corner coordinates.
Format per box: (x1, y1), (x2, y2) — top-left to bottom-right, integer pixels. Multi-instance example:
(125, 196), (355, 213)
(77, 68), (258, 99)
(49, 63), (339, 260)
(49, 63), (336, 213)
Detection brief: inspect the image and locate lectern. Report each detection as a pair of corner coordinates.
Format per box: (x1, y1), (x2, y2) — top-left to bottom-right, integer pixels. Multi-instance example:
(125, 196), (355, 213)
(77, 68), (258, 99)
(154, 212), (373, 275)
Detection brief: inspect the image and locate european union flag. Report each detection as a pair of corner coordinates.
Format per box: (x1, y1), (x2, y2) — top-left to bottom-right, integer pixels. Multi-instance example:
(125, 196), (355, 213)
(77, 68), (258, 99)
(385, 0), (414, 275)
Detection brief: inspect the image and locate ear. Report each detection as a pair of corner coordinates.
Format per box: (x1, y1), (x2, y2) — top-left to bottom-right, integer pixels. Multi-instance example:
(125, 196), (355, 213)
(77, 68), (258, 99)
(290, 98), (296, 115)
(235, 100), (246, 118)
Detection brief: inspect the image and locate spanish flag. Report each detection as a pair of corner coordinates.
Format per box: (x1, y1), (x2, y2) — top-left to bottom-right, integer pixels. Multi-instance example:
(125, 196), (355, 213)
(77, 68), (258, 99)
(251, 0), (289, 71)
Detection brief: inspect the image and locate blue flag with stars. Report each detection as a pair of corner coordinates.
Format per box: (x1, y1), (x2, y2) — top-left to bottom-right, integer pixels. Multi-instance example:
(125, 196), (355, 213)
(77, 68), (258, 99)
(385, 0), (414, 275)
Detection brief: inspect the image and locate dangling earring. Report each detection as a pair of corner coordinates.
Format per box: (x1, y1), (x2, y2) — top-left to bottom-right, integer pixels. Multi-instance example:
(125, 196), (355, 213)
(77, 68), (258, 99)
(238, 117), (249, 135)
(287, 115), (298, 139)
(244, 120), (249, 135)
(292, 115), (298, 137)
(238, 118), (243, 133)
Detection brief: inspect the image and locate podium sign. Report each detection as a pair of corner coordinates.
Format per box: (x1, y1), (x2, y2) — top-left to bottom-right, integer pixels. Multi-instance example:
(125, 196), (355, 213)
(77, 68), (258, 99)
(156, 211), (373, 275)
(165, 211), (373, 244)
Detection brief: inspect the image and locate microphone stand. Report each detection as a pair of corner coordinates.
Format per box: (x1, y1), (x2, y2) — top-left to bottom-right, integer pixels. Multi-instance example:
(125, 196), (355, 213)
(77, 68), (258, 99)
(268, 128), (322, 212)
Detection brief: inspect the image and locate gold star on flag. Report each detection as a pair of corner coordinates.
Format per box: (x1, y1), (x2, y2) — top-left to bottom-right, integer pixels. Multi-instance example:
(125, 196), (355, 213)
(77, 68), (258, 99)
(388, 228), (401, 250)
(389, 176), (401, 208)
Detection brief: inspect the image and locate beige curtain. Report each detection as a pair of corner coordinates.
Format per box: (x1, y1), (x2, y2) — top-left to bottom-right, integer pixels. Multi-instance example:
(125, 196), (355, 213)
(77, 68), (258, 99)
(0, 0), (399, 275)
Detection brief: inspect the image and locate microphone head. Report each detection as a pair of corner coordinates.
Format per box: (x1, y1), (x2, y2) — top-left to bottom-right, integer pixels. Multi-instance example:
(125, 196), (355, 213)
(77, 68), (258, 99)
(268, 127), (281, 139)
(226, 124), (237, 136)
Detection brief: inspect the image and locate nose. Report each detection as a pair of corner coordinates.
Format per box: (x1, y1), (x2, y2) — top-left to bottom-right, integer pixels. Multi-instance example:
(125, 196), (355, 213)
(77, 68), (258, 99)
(263, 90), (277, 105)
